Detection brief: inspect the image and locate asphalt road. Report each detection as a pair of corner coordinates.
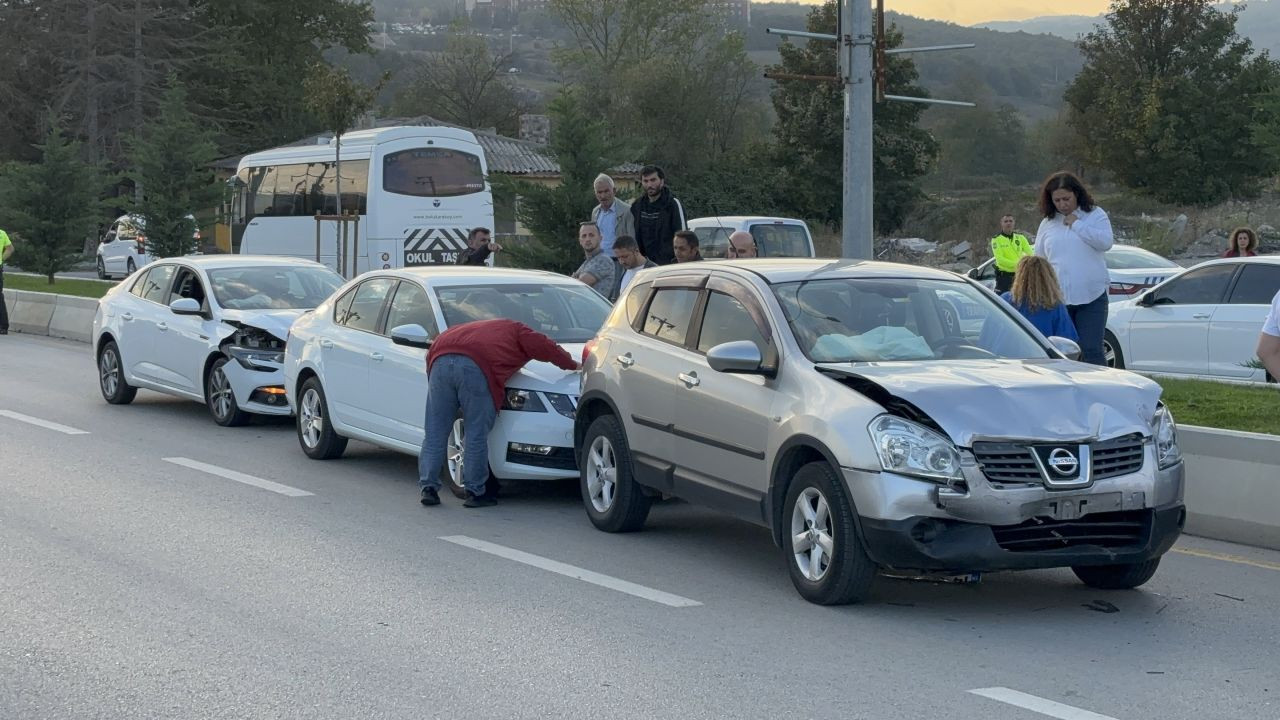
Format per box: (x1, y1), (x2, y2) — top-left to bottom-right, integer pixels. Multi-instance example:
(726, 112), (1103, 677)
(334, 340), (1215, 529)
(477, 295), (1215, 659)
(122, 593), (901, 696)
(1, 332), (1277, 720)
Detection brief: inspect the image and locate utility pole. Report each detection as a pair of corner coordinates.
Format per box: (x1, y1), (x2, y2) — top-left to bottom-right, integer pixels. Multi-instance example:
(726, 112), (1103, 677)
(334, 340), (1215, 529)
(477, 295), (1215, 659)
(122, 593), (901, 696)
(766, 0), (974, 260)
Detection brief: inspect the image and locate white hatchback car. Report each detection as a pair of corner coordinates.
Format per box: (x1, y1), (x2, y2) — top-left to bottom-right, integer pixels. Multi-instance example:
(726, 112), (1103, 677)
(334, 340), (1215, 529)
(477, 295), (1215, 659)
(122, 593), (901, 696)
(96, 213), (201, 280)
(968, 244), (1182, 302)
(283, 267), (612, 495)
(1105, 256), (1280, 380)
(93, 256), (343, 424)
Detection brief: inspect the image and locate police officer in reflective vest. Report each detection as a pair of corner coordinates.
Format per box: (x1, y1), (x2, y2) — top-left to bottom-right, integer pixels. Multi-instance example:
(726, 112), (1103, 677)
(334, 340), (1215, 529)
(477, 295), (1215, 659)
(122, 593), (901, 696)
(990, 213), (1033, 293)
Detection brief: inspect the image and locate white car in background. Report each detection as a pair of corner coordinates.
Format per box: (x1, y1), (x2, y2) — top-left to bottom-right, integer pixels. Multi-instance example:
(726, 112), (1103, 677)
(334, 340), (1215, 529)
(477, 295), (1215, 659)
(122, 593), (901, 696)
(968, 244), (1182, 302)
(96, 213), (201, 279)
(1104, 256), (1280, 381)
(688, 216), (816, 258)
(93, 256), (343, 424)
(283, 268), (611, 496)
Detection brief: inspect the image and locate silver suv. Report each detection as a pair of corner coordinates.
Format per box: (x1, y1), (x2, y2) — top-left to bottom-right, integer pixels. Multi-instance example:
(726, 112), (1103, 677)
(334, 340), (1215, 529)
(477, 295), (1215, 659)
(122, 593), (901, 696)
(575, 259), (1186, 605)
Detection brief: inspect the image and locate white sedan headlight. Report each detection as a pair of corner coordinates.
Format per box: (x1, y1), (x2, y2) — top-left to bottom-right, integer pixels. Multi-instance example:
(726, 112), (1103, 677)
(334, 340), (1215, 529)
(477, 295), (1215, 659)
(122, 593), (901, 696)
(1154, 404), (1181, 469)
(868, 415), (963, 483)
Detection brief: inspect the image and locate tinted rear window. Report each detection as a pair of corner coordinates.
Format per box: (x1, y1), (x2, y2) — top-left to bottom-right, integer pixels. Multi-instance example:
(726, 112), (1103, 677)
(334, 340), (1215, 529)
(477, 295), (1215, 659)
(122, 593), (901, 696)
(383, 148), (484, 197)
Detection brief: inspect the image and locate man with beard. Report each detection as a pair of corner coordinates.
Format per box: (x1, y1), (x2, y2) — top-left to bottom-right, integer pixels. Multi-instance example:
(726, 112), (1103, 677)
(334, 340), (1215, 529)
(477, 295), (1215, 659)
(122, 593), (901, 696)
(630, 165), (685, 265)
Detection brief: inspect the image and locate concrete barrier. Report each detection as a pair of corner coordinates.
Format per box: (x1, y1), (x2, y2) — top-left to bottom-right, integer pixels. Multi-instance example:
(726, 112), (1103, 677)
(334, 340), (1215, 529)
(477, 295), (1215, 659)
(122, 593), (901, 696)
(7, 289), (57, 335)
(1180, 425), (1280, 551)
(47, 294), (98, 343)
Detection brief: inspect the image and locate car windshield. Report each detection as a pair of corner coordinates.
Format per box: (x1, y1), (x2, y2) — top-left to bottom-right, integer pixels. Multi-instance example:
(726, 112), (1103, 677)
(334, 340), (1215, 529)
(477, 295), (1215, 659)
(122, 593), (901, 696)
(1105, 245), (1180, 269)
(434, 282), (612, 343)
(209, 266), (343, 310)
(773, 277), (1049, 362)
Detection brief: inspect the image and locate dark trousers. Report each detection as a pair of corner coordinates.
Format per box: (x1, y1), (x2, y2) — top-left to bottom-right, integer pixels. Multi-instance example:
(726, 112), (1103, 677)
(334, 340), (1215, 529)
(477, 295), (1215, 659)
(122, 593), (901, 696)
(1067, 291), (1109, 365)
(0, 266), (8, 331)
(995, 269), (1015, 293)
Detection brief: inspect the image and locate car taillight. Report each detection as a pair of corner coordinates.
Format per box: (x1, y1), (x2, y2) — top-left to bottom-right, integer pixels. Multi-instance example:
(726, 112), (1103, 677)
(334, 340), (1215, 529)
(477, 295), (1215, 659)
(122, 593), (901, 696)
(1109, 282), (1147, 296)
(582, 338), (597, 366)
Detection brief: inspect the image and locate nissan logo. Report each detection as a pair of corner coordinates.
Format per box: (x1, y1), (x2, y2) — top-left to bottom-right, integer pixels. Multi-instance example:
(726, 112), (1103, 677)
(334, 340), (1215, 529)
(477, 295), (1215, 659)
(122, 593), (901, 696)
(1047, 448), (1080, 476)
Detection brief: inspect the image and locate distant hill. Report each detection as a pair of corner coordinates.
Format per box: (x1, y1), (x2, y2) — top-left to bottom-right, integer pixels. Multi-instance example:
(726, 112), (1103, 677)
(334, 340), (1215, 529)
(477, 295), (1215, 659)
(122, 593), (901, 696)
(976, 15), (1102, 40)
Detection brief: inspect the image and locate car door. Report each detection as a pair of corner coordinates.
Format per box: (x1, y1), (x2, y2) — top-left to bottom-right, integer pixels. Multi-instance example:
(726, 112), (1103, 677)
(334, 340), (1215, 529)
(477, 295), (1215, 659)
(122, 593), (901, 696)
(365, 279), (438, 444)
(1125, 263), (1238, 375)
(322, 276), (396, 430)
(667, 276), (781, 522)
(617, 277), (706, 491)
(1209, 263), (1280, 379)
(153, 265), (217, 395)
(128, 263), (178, 384)
(110, 267), (161, 380)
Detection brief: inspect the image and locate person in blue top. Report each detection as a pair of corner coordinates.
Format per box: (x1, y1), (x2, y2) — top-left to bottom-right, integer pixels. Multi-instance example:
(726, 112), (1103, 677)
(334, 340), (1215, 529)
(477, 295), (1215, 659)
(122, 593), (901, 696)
(1001, 255), (1078, 342)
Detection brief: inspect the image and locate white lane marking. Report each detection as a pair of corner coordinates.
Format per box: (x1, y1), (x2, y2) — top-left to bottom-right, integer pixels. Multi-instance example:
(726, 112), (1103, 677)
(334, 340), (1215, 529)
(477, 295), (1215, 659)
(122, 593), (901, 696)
(0, 410), (90, 435)
(163, 457), (314, 498)
(969, 688), (1119, 720)
(439, 535), (702, 608)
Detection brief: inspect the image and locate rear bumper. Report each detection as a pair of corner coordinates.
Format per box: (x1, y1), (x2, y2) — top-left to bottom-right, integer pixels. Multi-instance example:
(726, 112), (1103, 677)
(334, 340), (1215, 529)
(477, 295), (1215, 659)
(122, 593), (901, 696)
(860, 504), (1185, 573)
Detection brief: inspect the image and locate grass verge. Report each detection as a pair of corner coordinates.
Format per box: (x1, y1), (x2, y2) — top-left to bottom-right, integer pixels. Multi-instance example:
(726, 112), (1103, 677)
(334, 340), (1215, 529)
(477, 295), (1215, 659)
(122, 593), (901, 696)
(1154, 377), (1280, 436)
(5, 273), (115, 299)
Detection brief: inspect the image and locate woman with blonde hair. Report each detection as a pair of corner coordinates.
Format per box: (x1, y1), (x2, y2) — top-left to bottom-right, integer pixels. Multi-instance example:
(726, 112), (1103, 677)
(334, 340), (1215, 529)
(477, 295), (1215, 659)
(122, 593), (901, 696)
(1002, 256), (1078, 341)
(1223, 227), (1259, 257)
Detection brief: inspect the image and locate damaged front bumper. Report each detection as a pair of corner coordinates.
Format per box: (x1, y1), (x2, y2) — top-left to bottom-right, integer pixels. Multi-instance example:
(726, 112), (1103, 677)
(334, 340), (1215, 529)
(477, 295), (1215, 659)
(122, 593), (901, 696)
(843, 446), (1185, 573)
(221, 352), (292, 416)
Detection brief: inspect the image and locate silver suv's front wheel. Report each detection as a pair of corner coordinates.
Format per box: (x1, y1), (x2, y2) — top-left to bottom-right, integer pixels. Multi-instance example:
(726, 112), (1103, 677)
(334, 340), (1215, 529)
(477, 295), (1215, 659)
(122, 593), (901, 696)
(580, 414), (651, 533)
(783, 462), (876, 605)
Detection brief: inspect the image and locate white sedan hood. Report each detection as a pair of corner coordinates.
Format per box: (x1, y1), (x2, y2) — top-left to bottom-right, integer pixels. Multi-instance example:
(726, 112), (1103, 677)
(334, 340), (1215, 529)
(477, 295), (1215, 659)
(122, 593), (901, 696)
(508, 343), (584, 393)
(817, 359), (1163, 447)
(218, 308), (308, 341)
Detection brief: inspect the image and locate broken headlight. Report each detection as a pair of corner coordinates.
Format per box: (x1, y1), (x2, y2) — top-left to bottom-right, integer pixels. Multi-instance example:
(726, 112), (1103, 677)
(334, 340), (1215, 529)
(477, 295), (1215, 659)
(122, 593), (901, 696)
(868, 415), (963, 483)
(227, 346), (284, 370)
(1154, 404), (1181, 469)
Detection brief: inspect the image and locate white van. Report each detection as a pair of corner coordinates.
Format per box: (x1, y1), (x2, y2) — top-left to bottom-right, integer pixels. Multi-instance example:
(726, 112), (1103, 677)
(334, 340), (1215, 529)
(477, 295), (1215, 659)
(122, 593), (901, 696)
(96, 213), (201, 279)
(686, 216), (816, 258)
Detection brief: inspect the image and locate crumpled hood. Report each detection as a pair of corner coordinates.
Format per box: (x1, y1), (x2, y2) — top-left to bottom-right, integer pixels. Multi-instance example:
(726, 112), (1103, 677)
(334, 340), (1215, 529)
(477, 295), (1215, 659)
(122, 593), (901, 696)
(817, 359), (1163, 447)
(219, 308), (308, 341)
(508, 343), (584, 394)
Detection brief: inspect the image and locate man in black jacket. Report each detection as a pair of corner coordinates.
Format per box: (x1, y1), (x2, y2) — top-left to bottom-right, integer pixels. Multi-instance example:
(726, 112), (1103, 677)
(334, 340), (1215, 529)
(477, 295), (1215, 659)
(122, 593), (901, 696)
(630, 165), (685, 265)
(456, 227), (502, 266)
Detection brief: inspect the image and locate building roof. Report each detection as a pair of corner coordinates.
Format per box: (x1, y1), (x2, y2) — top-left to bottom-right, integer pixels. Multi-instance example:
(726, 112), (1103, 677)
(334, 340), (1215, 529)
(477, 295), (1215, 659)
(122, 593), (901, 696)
(212, 115), (642, 178)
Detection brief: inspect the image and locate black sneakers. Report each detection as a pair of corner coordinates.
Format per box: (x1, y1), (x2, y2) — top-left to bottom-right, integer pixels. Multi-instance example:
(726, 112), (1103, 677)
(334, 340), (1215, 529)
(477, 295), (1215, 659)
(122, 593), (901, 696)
(419, 488), (441, 506)
(463, 492), (497, 508)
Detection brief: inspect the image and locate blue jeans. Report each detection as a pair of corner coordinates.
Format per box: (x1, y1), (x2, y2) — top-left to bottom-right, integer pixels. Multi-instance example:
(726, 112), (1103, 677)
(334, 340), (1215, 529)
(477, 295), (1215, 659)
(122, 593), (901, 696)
(418, 354), (497, 496)
(1067, 291), (1109, 365)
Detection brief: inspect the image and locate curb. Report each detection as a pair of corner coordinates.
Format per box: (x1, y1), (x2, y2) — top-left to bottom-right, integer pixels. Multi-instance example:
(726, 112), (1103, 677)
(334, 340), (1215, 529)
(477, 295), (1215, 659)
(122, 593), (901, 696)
(2, 288), (97, 344)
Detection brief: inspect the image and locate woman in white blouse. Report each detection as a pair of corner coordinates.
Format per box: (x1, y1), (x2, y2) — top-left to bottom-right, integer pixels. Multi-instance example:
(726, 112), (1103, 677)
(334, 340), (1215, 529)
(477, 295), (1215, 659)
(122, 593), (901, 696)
(1033, 172), (1114, 365)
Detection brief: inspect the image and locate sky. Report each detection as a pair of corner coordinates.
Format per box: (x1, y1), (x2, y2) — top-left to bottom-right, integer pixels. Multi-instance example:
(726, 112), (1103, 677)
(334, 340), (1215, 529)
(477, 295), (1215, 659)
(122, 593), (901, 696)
(826, 1), (1116, 25)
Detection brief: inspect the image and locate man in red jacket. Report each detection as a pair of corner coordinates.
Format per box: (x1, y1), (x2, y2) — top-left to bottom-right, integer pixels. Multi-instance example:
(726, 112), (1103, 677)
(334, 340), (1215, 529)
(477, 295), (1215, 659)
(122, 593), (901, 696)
(419, 318), (579, 507)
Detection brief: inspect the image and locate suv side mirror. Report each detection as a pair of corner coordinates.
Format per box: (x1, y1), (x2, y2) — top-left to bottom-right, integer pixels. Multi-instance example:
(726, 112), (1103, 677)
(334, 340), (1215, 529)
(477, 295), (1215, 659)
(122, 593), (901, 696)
(390, 323), (431, 349)
(707, 340), (764, 374)
(169, 298), (203, 316)
(1048, 336), (1082, 361)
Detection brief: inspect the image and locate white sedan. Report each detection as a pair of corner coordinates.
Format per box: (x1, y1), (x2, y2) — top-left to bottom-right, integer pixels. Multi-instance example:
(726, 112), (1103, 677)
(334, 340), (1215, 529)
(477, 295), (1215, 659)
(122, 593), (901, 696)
(283, 267), (611, 495)
(93, 256), (343, 424)
(1105, 256), (1280, 381)
(968, 243), (1182, 302)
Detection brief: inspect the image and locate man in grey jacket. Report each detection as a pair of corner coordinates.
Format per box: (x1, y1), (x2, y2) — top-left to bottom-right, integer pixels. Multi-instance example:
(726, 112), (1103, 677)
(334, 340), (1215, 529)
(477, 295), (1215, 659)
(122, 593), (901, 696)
(590, 173), (634, 257)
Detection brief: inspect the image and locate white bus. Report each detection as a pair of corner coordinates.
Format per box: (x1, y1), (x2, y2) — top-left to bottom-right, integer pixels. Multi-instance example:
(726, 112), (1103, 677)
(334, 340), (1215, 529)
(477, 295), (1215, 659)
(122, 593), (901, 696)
(228, 126), (494, 273)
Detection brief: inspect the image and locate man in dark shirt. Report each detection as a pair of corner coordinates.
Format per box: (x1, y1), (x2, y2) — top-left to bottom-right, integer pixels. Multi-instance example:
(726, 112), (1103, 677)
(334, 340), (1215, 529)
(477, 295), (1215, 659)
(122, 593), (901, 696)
(418, 318), (579, 507)
(630, 165), (685, 265)
(673, 230), (703, 263)
(456, 227), (502, 266)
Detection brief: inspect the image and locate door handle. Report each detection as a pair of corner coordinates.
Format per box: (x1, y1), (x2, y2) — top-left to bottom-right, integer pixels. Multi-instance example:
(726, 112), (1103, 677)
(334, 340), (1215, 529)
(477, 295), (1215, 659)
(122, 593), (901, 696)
(319, 339), (334, 349)
(1192, 313), (1210, 319)
(121, 312), (134, 322)
(615, 353), (635, 368)
(370, 352), (384, 362)
(157, 322), (168, 331)
(678, 372), (700, 388)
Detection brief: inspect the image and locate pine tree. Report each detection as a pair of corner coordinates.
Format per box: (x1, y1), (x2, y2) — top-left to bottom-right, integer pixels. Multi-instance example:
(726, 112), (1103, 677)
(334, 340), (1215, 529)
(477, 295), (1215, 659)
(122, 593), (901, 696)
(0, 123), (106, 283)
(126, 79), (223, 259)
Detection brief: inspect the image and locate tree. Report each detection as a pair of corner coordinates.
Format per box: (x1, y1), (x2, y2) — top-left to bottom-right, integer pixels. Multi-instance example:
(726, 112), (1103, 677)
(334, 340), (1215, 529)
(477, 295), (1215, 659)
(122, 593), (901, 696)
(1066, 0), (1280, 204)
(392, 30), (524, 134)
(126, 80), (222, 259)
(0, 123), (106, 283)
(497, 90), (619, 275)
(304, 62), (385, 218)
(769, 1), (938, 233)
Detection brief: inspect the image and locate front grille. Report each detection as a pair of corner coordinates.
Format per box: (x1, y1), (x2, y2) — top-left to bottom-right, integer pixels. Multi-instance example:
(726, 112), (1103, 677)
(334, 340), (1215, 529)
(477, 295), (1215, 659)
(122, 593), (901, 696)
(505, 446), (576, 471)
(992, 510), (1151, 552)
(972, 443), (1041, 483)
(1092, 434), (1145, 480)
